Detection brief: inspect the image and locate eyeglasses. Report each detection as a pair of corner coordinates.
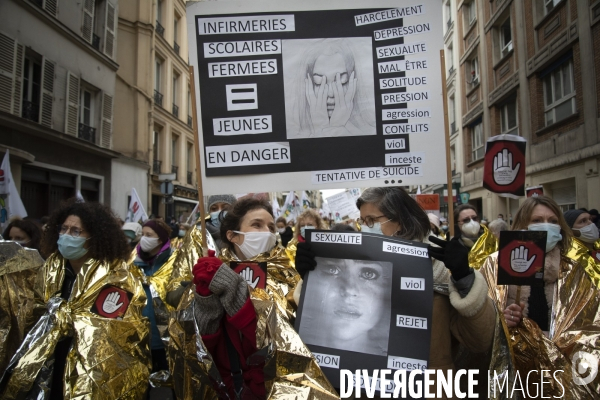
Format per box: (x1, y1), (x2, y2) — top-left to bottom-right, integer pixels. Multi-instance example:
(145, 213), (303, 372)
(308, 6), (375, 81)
(459, 216), (479, 224)
(357, 215), (390, 228)
(58, 225), (86, 238)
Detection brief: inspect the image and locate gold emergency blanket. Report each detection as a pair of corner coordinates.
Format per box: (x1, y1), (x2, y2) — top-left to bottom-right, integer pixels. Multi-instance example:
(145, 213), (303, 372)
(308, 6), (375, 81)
(0, 253), (151, 399)
(481, 247), (600, 398)
(469, 225), (498, 270)
(167, 240), (337, 399)
(0, 242), (46, 376)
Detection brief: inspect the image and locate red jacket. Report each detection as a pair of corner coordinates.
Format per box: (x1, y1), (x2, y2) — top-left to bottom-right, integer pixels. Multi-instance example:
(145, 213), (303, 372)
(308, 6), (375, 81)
(202, 298), (265, 399)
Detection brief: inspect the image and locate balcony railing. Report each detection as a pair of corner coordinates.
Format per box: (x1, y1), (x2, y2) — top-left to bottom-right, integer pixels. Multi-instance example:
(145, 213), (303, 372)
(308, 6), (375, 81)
(187, 171), (193, 185)
(172, 103), (179, 118)
(447, 19), (453, 29)
(78, 123), (96, 144)
(21, 100), (39, 122)
(171, 165), (178, 180)
(153, 160), (162, 174)
(448, 66), (455, 76)
(450, 121), (456, 133)
(187, 115), (193, 128)
(154, 90), (163, 107)
(92, 34), (100, 50)
(155, 21), (165, 37)
(174, 42), (180, 55)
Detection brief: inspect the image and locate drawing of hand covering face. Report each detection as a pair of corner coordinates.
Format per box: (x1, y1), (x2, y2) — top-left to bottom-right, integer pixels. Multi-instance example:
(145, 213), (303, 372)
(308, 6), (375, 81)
(316, 258), (390, 341)
(311, 53), (353, 118)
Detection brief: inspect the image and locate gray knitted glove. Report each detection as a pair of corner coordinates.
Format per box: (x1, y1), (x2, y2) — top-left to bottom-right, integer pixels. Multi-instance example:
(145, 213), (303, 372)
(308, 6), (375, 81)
(208, 265), (249, 316)
(193, 292), (224, 335)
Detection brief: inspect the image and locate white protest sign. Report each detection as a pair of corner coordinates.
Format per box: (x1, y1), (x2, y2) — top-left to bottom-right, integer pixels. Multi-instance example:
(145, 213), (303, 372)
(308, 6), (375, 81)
(187, 0), (445, 195)
(326, 191), (359, 219)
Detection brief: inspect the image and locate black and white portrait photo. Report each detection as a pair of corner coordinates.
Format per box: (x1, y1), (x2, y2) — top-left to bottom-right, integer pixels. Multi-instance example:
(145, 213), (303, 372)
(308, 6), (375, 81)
(299, 257), (392, 356)
(282, 38), (376, 139)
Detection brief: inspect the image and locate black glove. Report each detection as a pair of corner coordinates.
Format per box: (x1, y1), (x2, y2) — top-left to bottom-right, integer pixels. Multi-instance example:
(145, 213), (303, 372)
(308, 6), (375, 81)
(428, 236), (472, 281)
(295, 242), (317, 279)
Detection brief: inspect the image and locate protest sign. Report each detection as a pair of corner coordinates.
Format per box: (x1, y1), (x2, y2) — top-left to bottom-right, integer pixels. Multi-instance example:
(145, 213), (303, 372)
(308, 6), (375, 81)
(483, 135), (527, 199)
(186, 0), (445, 194)
(231, 261), (267, 290)
(497, 231), (546, 286)
(296, 230), (433, 392)
(415, 194), (439, 216)
(326, 191), (359, 219)
(526, 186), (544, 198)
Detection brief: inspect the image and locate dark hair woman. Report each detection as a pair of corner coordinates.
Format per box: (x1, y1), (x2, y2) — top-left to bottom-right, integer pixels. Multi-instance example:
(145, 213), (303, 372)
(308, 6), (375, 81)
(2, 218), (42, 251)
(2, 199), (150, 399)
(296, 187), (496, 394)
(188, 197), (336, 399)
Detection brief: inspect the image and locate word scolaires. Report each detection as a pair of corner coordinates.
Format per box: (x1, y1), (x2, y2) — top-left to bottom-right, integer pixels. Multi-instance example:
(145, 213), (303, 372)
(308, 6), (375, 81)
(203, 40), (281, 57)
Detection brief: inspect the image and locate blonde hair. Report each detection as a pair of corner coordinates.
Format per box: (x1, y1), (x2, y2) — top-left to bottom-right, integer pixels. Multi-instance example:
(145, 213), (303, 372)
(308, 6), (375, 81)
(294, 209), (325, 239)
(512, 196), (572, 254)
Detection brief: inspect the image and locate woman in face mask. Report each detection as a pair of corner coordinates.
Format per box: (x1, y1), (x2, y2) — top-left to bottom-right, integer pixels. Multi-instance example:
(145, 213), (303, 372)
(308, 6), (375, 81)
(564, 209), (600, 254)
(9, 200), (150, 399)
(481, 197), (600, 397)
(276, 216), (293, 247)
(454, 204), (483, 248)
(204, 194), (236, 249)
(190, 197), (319, 399)
(133, 219), (174, 379)
(293, 209), (324, 243)
(2, 218), (42, 252)
(295, 187), (496, 388)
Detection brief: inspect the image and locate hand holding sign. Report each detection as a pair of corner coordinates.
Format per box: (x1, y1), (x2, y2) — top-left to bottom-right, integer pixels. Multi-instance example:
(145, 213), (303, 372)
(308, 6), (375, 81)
(510, 245), (536, 273)
(306, 74), (329, 132)
(493, 149), (521, 185)
(102, 291), (123, 314)
(240, 266), (260, 288)
(329, 71), (356, 128)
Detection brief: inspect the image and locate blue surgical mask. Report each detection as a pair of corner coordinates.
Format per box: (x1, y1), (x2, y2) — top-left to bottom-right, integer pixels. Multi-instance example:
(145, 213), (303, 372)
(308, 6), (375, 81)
(57, 234), (89, 260)
(300, 225), (316, 238)
(361, 222), (384, 235)
(210, 210), (225, 228)
(528, 223), (562, 252)
(178, 230), (186, 237)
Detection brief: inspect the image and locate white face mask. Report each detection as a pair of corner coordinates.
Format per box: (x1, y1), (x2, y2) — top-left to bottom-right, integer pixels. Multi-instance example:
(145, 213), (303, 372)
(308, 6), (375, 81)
(140, 236), (160, 252)
(528, 223), (562, 252)
(300, 225), (316, 238)
(461, 219), (480, 237)
(277, 227), (286, 234)
(576, 223), (599, 243)
(234, 231), (277, 259)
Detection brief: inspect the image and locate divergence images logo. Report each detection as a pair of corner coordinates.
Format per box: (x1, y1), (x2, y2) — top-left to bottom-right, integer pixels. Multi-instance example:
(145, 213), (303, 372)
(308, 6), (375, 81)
(572, 351), (599, 385)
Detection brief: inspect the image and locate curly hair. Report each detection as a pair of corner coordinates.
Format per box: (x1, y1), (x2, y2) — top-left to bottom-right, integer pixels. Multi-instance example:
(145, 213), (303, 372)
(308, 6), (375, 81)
(294, 209), (325, 239)
(2, 218), (43, 251)
(40, 199), (131, 261)
(220, 197), (273, 252)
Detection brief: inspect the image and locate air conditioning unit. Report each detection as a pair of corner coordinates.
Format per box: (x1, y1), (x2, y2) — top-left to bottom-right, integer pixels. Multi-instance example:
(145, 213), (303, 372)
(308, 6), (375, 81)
(501, 41), (513, 57)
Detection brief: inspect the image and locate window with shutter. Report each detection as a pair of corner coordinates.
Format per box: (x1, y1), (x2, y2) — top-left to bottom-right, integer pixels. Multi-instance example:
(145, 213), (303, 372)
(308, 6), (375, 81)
(65, 72), (80, 135)
(100, 92), (113, 148)
(104, 2), (116, 59)
(82, 0), (95, 43)
(39, 59), (55, 128)
(0, 33), (16, 114)
(43, 0), (58, 17)
(13, 43), (24, 118)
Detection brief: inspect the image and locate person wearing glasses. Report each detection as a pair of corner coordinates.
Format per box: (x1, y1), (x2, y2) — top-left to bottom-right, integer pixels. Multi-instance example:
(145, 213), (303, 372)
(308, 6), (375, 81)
(295, 187), (495, 393)
(453, 204), (484, 248)
(1, 199), (150, 399)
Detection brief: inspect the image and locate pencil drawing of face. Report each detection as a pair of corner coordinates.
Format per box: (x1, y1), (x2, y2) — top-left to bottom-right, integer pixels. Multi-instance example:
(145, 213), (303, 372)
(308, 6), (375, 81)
(283, 38), (376, 139)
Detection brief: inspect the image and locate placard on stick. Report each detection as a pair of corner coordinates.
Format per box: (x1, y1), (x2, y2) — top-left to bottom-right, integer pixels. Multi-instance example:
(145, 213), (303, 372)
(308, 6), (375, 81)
(296, 230), (433, 394)
(497, 231), (546, 286)
(231, 261), (267, 290)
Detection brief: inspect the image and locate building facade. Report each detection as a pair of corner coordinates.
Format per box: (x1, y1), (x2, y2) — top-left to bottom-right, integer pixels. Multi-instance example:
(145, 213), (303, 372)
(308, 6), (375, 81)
(0, 0), (119, 220)
(114, 0), (198, 222)
(428, 0), (600, 221)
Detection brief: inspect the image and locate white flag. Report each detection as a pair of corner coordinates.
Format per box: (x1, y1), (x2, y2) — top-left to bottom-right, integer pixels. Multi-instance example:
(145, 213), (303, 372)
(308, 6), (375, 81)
(300, 191), (310, 210)
(0, 150), (28, 229)
(282, 191), (296, 221)
(125, 188), (149, 223)
(272, 197), (281, 218)
(75, 190), (85, 202)
(186, 202), (200, 224)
